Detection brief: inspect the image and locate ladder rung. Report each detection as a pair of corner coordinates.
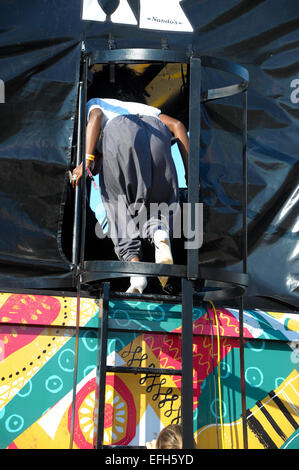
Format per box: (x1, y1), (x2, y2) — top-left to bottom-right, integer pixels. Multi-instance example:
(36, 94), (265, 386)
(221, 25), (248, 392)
(94, 280), (194, 450)
(108, 327), (183, 335)
(111, 290), (182, 303)
(105, 365), (182, 375)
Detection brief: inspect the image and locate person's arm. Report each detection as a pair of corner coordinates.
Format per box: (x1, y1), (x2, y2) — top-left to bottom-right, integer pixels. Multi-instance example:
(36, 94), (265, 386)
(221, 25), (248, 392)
(158, 113), (189, 185)
(71, 107), (104, 187)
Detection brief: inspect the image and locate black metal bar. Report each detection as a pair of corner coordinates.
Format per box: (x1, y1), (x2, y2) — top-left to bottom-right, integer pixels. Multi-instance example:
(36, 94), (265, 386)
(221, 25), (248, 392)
(89, 280), (246, 302)
(69, 44), (87, 449)
(89, 48), (188, 66)
(106, 327), (183, 336)
(187, 57), (201, 280)
(181, 278), (194, 449)
(242, 90), (248, 275)
(105, 366), (182, 375)
(200, 56), (249, 84)
(202, 83), (247, 103)
(69, 277), (81, 450)
(82, 264), (248, 301)
(83, 260), (186, 278)
(239, 297), (248, 449)
(72, 43), (87, 270)
(239, 89), (248, 449)
(72, 77), (84, 267)
(94, 282), (110, 449)
(111, 290), (183, 303)
(79, 46), (88, 271)
(83, 261), (248, 284)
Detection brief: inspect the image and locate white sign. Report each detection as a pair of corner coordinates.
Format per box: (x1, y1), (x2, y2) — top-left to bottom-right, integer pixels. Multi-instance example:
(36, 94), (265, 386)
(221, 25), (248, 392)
(81, 0), (193, 32)
(139, 0), (193, 32)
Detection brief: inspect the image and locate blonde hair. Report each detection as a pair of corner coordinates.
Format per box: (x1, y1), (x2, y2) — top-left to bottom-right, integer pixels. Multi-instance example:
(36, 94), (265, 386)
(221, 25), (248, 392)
(156, 424), (183, 449)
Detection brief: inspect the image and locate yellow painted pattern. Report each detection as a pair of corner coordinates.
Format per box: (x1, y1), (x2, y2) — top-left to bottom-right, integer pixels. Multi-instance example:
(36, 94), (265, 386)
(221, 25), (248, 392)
(195, 370), (299, 449)
(0, 295), (99, 411)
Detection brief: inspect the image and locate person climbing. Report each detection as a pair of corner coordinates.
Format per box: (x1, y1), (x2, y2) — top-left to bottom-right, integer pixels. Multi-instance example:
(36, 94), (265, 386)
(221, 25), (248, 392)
(72, 67), (189, 293)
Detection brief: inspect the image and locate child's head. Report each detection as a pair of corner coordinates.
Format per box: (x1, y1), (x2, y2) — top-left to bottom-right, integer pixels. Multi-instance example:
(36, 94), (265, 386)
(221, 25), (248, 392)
(156, 424), (183, 449)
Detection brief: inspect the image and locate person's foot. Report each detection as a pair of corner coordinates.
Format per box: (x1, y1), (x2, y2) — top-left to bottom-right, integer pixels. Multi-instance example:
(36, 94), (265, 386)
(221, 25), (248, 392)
(154, 230), (173, 288)
(126, 276), (147, 294)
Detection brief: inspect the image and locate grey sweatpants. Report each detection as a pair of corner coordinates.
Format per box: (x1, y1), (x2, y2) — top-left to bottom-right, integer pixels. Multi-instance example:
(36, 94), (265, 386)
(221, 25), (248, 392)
(99, 114), (179, 261)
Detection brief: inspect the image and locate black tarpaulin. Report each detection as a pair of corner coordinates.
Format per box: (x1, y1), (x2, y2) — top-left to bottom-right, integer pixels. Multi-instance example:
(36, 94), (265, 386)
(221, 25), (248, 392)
(0, 1), (82, 287)
(0, 0), (298, 308)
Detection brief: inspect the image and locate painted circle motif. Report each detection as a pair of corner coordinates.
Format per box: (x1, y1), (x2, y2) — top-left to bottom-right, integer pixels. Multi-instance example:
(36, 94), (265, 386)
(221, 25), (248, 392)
(245, 366), (264, 388)
(58, 349), (75, 372)
(68, 376), (136, 448)
(82, 330), (98, 352)
(5, 414), (24, 433)
(45, 375), (64, 394)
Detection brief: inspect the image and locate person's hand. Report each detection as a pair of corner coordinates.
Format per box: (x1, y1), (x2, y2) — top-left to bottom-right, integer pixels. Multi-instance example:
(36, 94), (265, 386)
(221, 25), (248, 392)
(146, 439), (157, 449)
(71, 162), (83, 188)
(71, 160), (95, 188)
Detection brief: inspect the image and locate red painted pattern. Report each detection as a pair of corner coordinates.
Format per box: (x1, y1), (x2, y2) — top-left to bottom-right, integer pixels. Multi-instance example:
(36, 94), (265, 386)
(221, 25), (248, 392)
(0, 294), (61, 357)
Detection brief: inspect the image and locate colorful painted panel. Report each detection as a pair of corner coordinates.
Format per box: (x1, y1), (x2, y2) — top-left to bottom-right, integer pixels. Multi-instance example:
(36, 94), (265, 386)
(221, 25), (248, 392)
(0, 292), (298, 449)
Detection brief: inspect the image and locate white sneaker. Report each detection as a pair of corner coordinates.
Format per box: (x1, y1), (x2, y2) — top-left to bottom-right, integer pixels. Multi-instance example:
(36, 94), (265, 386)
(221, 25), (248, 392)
(153, 230), (173, 288)
(126, 276), (147, 294)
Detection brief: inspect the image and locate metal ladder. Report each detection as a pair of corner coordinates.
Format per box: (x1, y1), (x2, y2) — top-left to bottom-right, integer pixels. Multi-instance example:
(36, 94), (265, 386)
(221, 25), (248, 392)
(70, 46), (250, 450)
(93, 279), (196, 449)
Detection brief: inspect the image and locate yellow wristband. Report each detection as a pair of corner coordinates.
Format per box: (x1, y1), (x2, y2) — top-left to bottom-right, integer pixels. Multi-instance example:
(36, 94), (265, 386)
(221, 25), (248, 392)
(86, 154), (95, 161)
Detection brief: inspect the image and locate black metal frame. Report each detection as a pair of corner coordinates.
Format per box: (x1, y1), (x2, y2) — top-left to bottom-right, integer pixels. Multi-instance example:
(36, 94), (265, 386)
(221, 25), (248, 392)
(70, 45), (249, 450)
(78, 47), (249, 298)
